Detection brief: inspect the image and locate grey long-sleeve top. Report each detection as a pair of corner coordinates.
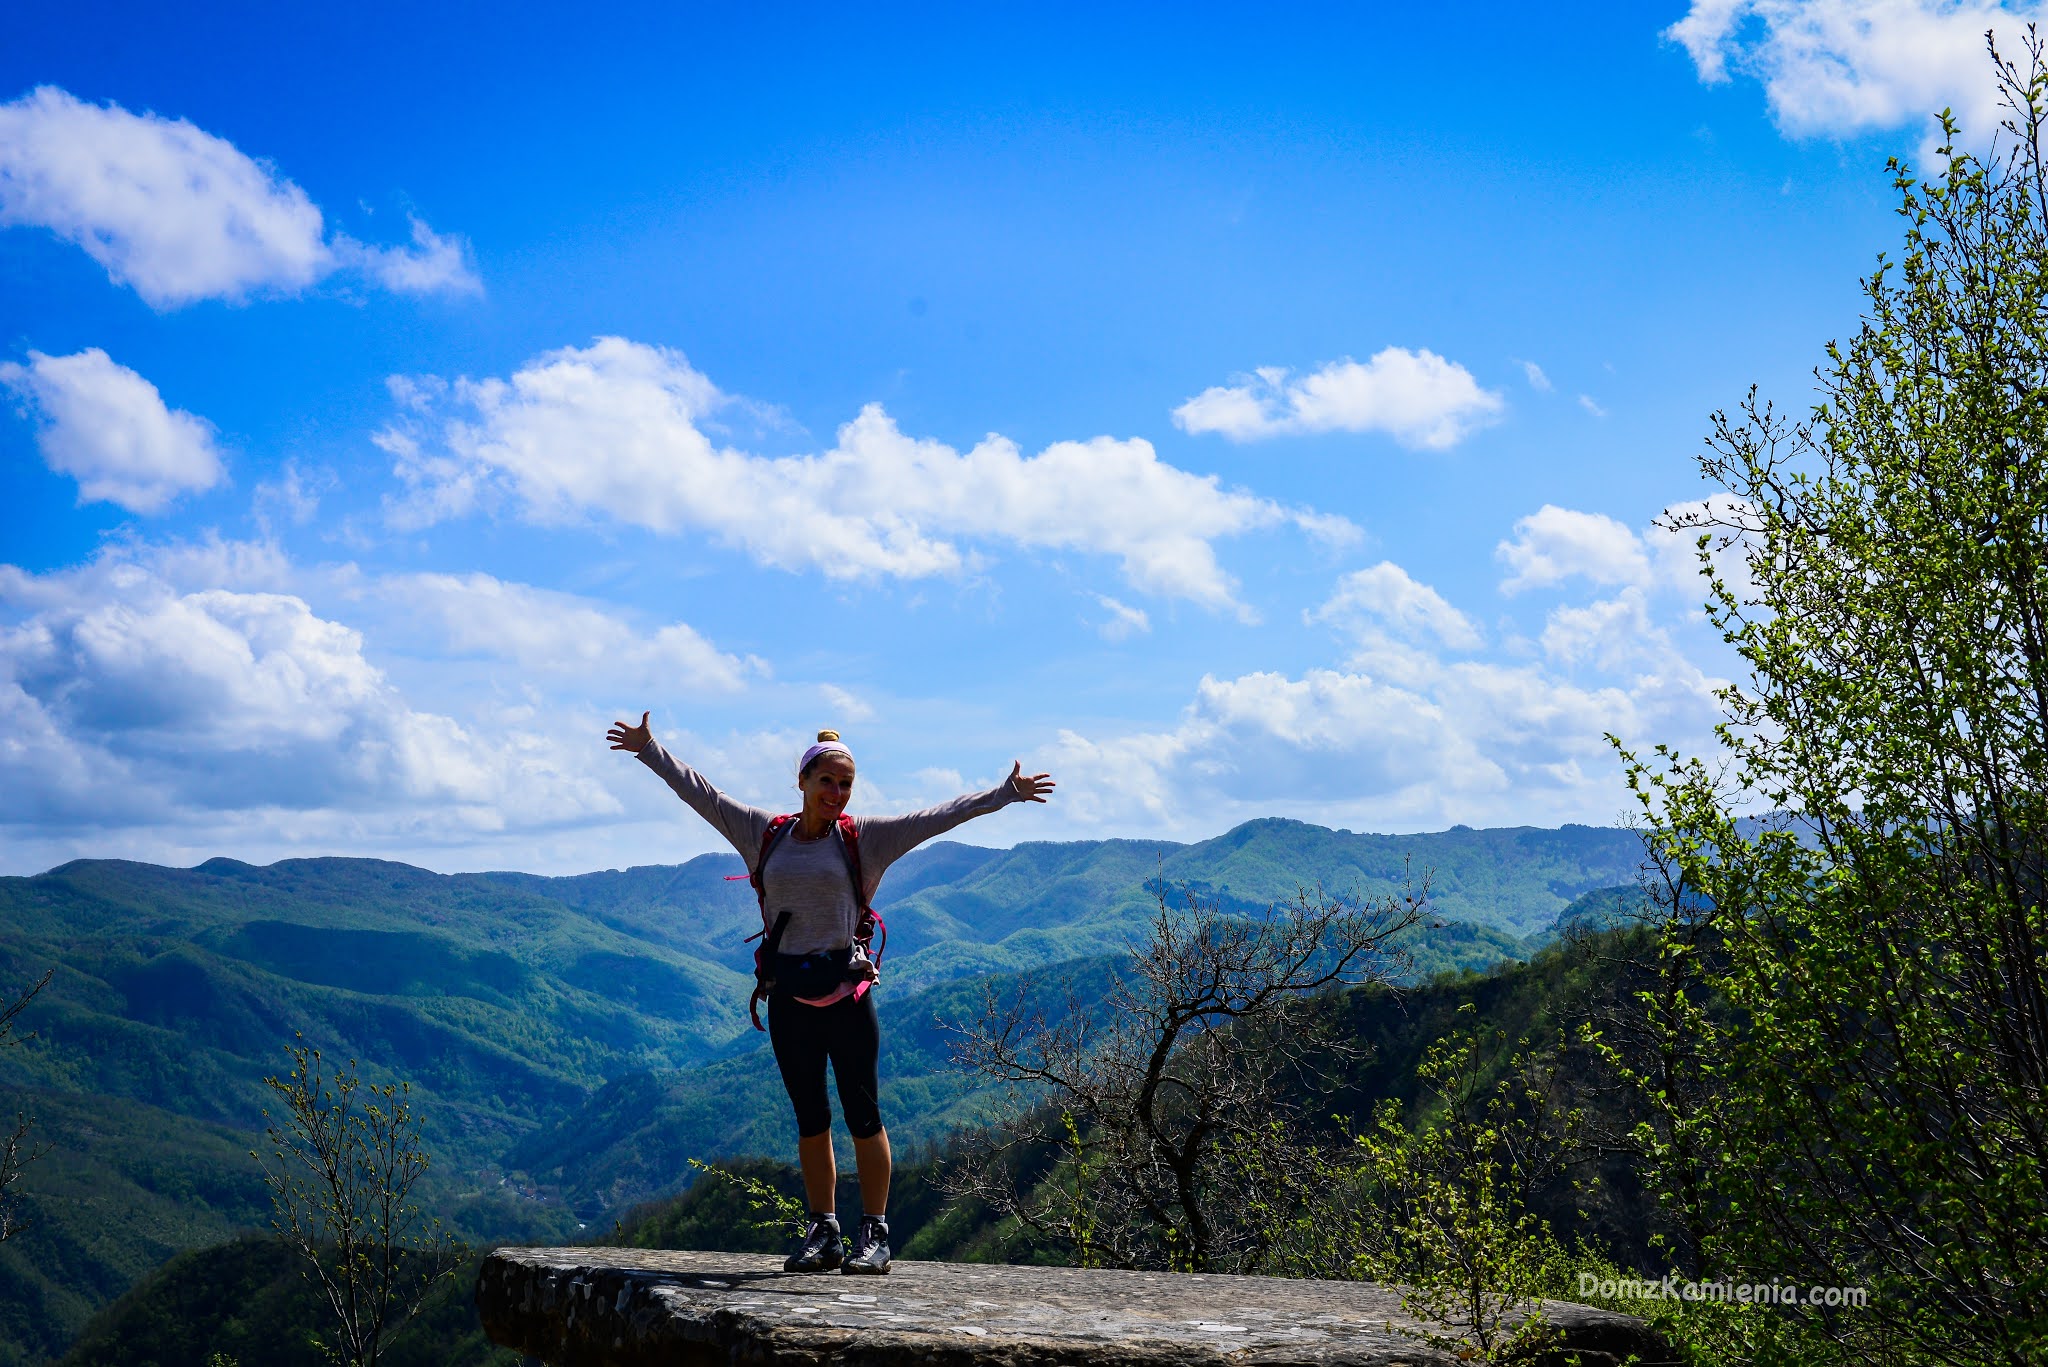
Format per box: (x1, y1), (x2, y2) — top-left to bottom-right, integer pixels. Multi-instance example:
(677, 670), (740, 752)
(639, 738), (1023, 955)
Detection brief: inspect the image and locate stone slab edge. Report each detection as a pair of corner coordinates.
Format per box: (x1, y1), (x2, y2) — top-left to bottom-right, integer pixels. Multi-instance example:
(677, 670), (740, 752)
(477, 1247), (1673, 1367)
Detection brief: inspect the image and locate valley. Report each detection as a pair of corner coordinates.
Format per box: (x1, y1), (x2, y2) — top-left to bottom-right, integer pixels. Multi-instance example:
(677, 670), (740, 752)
(0, 818), (1646, 1364)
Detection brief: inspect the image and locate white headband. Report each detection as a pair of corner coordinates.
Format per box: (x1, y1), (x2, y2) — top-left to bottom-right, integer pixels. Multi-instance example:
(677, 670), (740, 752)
(798, 740), (853, 774)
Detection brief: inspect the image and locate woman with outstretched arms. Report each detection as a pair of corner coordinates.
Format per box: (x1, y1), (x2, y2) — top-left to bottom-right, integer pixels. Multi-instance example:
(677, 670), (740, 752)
(606, 712), (1053, 1275)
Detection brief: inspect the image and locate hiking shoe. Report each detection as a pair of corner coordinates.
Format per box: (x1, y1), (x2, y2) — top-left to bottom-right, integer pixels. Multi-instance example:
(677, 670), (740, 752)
(841, 1215), (892, 1274)
(783, 1214), (843, 1273)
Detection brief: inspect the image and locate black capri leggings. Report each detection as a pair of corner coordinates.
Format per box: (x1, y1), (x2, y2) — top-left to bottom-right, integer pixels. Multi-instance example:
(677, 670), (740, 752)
(766, 990), (883, 1140)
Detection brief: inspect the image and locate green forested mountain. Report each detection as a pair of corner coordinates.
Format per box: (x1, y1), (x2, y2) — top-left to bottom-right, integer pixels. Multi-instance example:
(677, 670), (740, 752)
(601, 921), (1677, 1273)
(475, 818), (1645, 991)
(502, 954), (1131, 1215)
(1150, 818), (1643, 939)
(0, 855), (719, 1365)
(854, 817), (1645, 990)
(505, 915), (1541, 1215)
(0, 817), (1644, 1363)
(50, 926), (1671, 1367)
(0, 1094), (269, 1367)
(52, 1239), (515, 1367)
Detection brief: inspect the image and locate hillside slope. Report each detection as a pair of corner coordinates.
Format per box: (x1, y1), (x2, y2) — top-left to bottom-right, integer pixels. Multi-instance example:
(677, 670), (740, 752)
(0, 818), (1642, 1362)
(44, 925), (1676, 1367)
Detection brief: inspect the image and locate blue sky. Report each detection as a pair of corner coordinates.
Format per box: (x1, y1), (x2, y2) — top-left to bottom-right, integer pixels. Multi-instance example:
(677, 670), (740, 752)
(0, 1), (2025, 874)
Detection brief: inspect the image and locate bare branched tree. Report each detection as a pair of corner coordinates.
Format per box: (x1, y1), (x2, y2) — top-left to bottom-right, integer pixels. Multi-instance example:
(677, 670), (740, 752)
(256, 1036), (462, 1367)
(0, 968), (53, 1244)
(945, 879), (1422, 1272)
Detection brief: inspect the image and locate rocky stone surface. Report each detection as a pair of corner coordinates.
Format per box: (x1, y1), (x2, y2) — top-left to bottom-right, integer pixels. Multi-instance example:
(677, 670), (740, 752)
(477, 1247), (1671, 1366)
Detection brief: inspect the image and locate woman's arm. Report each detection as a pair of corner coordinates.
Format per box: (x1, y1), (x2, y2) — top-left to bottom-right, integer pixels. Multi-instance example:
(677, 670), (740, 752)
(853, 762), (1055, 889)
(607, 711), (776, 863)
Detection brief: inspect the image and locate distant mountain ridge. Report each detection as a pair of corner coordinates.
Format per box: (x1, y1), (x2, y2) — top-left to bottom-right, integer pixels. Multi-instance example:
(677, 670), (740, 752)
(471, 816), (1648, 987)
(0, 816), (1645, 1365)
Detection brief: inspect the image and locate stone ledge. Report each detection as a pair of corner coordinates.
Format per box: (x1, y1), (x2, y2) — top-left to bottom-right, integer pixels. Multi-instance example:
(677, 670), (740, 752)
(477, 1247), (1672, 1366)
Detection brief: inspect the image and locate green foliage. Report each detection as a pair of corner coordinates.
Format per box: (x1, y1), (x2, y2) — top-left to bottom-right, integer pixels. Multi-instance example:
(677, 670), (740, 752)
(54, 1238), (518, 1367)
(609, 1149), (1039, 1266)
(610, 1157), (807, 1254)
(0, 967), (51, 1246)
(506, 954), (1132, 1211)
(1620, 45), (2048, 1365)
(1250, 1005), (1584, 1363)
(1561, 1247), (1838, 1367)
(921, 929), (1677, 1285)
(1356, 1014), (1578, 1362)
(682, 1158), (807, 1240)
(1054, 1111), (1103, 1269)
(257, 1040), (463, 1367)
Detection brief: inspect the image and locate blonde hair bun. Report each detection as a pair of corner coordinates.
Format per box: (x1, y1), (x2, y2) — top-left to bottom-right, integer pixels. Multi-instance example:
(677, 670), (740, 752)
(817, 729), (841, 743)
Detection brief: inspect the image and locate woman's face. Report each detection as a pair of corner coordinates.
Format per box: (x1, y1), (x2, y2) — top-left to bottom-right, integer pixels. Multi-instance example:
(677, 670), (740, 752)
(800, 754), (856, 819)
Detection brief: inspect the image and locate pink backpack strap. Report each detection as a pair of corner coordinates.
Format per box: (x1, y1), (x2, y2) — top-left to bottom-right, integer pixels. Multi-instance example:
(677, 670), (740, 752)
(743, 815), (799, 1030)
(838, 815), (885, 969)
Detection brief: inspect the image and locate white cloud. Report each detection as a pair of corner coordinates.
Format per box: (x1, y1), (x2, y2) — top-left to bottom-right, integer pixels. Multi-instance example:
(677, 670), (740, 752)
(1045, 654), (1716, 835)
(1171, 349), (1504, 448)
(655, 724), (811, 812)
(1497, 505), (1654, 594)
(1519, 360), (1553, 392)
(383, 336), (1348, 616)
(819, 684), (877, 723)
(0, 553), (613, 833)
(334, 216), (478, 295)
(1494, 497), (1761, 610)
(1041, 548), (1728, 837)
(1188, 669), (1501, 802)
(0, 535), (1111, 871)
(1041, 725), (1203, 828)
(0, 86), (479, 307)
(1541, 588), (1670, 670)
(0, 348), (223, 513)
(376, 572), (757, 695)
(1093, 594), (1151, 641)
(1578, 394), (1608, 418)
(1667, 0), (2038, 142)
(906, 767), (971, 807)
(1312, 562), (1483, 651)
(253, 461), (325, 533)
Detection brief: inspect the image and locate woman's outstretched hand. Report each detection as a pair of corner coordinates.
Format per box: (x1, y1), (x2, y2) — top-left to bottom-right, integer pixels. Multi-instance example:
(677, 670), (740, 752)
(1009, 761), (1056, 803)
(607, 711), (652, 754)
